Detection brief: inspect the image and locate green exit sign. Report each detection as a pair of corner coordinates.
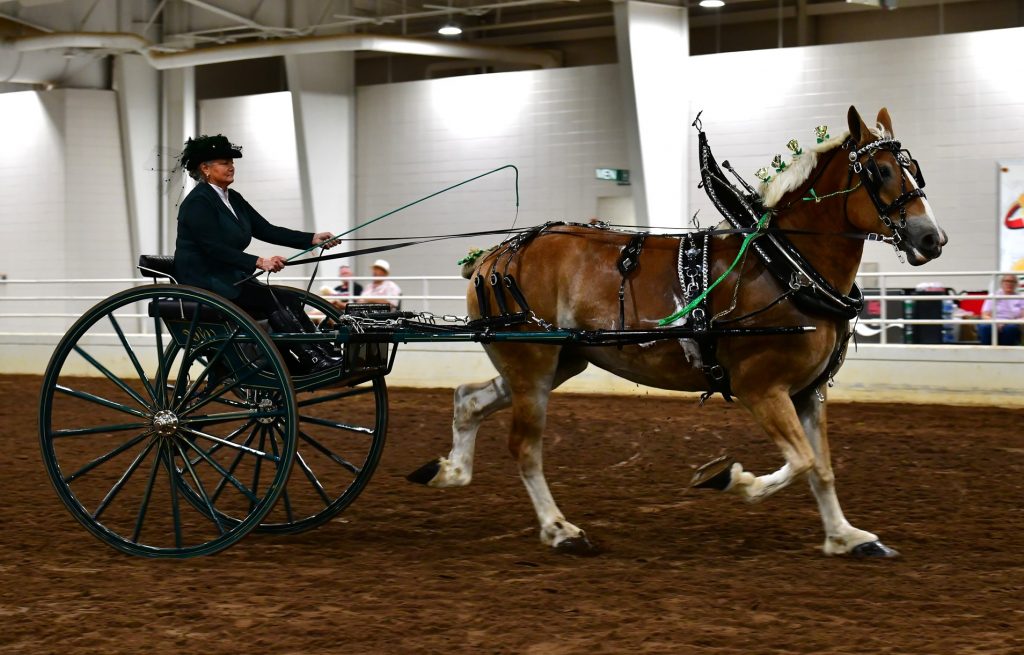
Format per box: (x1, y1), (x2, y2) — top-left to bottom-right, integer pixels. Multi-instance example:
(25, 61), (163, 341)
(595, 168), (630, 184)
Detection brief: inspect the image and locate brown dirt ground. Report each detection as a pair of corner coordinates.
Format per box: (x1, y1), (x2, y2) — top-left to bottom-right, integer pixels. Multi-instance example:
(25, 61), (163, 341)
(2, 373), (1024, 654)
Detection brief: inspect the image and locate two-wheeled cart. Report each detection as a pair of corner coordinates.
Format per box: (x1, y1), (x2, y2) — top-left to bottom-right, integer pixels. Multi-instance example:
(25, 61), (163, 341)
(39, 255), (810, 558)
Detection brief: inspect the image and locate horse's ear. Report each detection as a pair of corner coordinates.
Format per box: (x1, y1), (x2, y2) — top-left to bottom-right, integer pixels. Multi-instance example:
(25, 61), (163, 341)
(877, 107), (894, 137)
(847, 105), (871, 145)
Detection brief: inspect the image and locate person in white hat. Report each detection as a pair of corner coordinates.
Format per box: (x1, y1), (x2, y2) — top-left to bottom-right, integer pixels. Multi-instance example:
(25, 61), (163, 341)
(357, 259), (402, 309)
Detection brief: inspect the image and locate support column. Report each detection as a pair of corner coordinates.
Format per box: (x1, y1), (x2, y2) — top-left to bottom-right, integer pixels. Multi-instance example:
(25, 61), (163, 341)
(113, 54), (160, 261)
(161, 67), (195, 254)
(614, 1), (690, 230)
(285, 52), (356, 237)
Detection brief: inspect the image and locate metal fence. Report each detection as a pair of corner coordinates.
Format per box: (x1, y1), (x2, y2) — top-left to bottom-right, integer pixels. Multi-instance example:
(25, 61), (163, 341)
(1, 271), (1021, 346)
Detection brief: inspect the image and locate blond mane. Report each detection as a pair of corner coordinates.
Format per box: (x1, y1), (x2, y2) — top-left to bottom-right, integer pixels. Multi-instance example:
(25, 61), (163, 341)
(760, 124), (888, 208)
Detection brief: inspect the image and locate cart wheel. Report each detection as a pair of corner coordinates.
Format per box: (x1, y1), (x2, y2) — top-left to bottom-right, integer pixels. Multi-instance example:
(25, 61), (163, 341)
(255, 290), (388, 534)
(38, 285), (297, 558)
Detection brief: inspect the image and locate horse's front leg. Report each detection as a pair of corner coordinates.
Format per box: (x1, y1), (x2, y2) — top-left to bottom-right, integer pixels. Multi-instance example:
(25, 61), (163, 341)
(792, 389), (898, 557)
(406, 376), (511, 487)
(694, 390), (814, 502)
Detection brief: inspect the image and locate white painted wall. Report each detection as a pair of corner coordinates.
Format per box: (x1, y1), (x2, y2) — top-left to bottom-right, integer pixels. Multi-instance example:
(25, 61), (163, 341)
(197, 92), (306, 262)
(354, 65), (632, 315)
(685, 27), (1024, 287)
(0, 89), (133, 337)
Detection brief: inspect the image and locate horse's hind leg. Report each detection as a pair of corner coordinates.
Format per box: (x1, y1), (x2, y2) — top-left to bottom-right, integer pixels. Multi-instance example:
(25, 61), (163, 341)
(407, 376), (511, 487)
(792, 389), (899, 557)
(504, 348), (595, 554)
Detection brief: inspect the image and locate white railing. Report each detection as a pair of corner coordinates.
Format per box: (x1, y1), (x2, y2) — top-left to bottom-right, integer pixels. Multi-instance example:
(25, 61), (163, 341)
(1, 271), (1021, 345)
(856, 271), (1023, 347)
(0, 275), (467, 338)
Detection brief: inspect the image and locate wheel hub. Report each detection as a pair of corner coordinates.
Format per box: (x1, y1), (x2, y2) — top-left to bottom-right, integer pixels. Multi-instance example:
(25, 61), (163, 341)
(256, 397), (277, 424)
(152, 409), (180, 436)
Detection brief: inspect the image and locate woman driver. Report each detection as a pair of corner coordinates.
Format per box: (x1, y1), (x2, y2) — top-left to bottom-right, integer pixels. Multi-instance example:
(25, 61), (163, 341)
(173, 134), (340, 373)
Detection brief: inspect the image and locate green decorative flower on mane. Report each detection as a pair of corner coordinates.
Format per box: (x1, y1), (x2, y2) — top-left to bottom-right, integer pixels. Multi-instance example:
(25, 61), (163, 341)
(754, 167), (772, 184)
(771, 154), (786, 173)
(815, 125), (830, 143)
(787, 139), (802, 157)
(457, 248), (486, 266)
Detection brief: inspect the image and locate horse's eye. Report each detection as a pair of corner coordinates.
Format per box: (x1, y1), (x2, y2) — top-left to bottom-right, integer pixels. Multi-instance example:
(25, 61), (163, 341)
(879, 165), (893, 180)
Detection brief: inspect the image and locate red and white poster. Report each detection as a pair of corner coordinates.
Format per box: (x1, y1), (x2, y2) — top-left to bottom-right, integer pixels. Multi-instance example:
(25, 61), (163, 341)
(999, 160), (1024, 272)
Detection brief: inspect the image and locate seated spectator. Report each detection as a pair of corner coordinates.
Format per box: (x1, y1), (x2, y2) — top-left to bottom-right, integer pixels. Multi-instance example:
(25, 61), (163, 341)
(357, 259), (402, 309)
(323, 264), (363, 311)
(978, 274), (1024, 345)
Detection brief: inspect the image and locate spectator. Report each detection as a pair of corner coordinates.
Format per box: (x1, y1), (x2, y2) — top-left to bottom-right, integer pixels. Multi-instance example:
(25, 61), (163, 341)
(323, 264), (363, 311)
(978, 274), (1024, 345)
(357, 259), (402, 309)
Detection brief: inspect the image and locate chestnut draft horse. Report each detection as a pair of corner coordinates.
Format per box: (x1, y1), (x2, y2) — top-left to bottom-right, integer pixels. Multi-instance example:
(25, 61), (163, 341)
(409, 107), (947, 557)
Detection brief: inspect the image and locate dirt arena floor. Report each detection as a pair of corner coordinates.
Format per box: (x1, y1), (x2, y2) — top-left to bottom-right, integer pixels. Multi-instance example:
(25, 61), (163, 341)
(2, 373), (1023, 654)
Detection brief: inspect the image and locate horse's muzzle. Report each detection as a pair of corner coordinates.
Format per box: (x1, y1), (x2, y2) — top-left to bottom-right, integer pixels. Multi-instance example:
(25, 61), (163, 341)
(902, 217), (947, 266)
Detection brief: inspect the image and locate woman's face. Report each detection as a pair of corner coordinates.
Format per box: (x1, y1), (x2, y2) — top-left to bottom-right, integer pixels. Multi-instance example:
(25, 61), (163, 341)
(1001, 276), (1019, 293)
(201, 159), (235, 188)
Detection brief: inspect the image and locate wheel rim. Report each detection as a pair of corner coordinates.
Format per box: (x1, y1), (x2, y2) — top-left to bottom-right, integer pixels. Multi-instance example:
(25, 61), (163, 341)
(38, 285), (297, 558)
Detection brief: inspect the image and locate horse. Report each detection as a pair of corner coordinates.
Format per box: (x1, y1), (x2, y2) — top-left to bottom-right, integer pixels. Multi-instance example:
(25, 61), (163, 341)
(407, 106), (947, 557)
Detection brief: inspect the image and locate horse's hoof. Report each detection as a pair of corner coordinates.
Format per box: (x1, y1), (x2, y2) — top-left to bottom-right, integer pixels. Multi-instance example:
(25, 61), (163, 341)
(690, 455), (735, 491)
(406, 458), (442, 485)
(850, 540), (900, 558)
(554, 535), (601, 557)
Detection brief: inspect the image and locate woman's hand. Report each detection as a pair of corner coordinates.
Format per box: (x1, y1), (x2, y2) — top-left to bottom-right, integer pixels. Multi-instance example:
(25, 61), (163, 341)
(256, 255), (287, 273)
(313, 232), (339, 249)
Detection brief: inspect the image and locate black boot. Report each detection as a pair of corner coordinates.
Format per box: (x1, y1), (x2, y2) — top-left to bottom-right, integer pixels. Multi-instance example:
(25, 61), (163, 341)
(268, 308), (342, 374)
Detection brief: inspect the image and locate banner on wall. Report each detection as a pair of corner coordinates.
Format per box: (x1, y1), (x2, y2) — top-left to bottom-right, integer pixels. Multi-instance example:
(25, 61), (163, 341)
(998, 160), (1024, 272)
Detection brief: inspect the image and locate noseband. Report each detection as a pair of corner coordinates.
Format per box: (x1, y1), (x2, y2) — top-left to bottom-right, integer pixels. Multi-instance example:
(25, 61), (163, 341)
(844, 136), (927, 246)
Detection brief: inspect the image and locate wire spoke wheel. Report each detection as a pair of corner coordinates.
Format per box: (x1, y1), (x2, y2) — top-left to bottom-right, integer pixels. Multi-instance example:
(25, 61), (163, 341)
(39, 285), (297, 558)
(257, 290), (388, 533)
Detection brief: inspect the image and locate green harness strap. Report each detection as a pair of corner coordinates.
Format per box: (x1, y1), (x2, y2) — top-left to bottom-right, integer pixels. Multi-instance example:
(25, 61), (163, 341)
(658, 211), (772, 326)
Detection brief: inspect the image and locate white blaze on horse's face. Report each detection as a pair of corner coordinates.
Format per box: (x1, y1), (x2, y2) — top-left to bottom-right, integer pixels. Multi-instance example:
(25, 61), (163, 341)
(896, 166), (947, 266)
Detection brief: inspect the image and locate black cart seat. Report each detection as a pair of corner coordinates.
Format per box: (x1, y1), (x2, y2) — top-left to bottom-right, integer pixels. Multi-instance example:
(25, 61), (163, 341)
(138, 255), (176, 280)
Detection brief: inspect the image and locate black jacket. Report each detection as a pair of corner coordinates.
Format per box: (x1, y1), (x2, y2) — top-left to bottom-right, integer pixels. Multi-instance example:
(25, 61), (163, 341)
(173, 183), (313, 299)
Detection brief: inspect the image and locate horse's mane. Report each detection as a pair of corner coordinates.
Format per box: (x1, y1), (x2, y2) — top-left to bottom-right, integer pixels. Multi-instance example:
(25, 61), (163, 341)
(760, 124), (887, 208)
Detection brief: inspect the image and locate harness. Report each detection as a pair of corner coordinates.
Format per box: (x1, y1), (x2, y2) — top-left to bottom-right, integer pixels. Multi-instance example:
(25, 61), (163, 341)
(692, 117), (928, 400)
(845, 137), (926, 251)
(469, 222), (565, 331)
(616, 232), (647, 332)
(698, 128), (867, 320)
(675, 231), (733, 402)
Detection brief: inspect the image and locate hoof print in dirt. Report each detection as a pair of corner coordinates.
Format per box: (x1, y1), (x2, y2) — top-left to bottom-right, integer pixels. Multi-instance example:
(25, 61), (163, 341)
(554, 535), (601, 557)
(406, 458), (442, 485)
(690, 455), (735, 491)
(850, 540), (900, 558)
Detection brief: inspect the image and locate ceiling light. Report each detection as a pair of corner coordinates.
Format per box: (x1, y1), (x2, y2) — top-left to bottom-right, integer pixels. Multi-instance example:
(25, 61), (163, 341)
(699, 0), (725, 7)
(438, 22), (463, 36)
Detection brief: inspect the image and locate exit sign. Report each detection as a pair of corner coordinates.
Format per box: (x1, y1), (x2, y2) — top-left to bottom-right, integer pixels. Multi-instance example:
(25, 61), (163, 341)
(595, 168), (630, 184)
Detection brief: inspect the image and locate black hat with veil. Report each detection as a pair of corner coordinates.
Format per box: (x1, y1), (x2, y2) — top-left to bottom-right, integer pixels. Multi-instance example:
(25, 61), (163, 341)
(179, 134), (243, 180)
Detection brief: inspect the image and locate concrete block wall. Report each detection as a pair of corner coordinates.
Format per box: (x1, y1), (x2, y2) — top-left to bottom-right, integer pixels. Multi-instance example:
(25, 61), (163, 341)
(0, 89), (132, 337)
(197, 92), (306, 263)
(685, 27), (1024, 288)
(354, 66), (632, 316)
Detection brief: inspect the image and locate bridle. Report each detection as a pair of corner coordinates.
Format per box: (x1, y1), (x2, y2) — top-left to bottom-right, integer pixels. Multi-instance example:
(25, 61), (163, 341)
(843, 135), (927, 249)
